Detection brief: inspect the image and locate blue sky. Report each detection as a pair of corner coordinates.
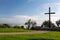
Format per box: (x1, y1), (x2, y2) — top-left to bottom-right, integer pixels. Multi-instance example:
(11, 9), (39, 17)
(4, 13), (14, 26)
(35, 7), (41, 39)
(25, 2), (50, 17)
(0, 0), (59, 17)
(0, 0), (60, 26)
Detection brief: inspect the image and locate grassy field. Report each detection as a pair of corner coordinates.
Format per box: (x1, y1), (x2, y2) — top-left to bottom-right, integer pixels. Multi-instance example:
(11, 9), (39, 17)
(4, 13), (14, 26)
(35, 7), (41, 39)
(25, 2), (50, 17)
(0, 28), (32, 32)
(0, 32), (60, 40)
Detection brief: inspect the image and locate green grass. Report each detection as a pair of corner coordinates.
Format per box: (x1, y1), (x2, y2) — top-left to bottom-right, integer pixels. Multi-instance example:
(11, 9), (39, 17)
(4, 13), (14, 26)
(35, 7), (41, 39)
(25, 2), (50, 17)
(0, 32), (60, 40)
(0, 28), (32, 32)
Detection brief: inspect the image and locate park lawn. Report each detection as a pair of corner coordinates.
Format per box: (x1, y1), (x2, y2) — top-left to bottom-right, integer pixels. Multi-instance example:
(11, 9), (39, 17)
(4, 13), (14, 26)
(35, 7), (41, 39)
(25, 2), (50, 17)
(0, 28), (32, 32)
(0, 32), (60, 40)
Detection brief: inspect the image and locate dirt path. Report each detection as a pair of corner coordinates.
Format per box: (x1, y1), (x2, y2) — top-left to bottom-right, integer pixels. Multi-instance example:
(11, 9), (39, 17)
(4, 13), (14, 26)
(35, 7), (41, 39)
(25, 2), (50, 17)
(0, 31), (49, 35)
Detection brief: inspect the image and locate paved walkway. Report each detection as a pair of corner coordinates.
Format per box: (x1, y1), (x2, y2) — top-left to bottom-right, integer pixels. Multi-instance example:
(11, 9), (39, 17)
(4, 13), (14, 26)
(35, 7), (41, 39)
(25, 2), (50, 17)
(0, 31), (48, 35)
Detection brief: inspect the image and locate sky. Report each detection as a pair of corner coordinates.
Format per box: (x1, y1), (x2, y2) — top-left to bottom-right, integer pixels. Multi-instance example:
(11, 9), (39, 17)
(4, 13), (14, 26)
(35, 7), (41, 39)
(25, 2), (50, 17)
(0, 0), (60, 26)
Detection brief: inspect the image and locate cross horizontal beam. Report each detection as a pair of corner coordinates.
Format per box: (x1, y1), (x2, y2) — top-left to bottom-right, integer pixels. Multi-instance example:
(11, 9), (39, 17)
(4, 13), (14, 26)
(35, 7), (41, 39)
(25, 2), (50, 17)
(45, 12), (55, 14)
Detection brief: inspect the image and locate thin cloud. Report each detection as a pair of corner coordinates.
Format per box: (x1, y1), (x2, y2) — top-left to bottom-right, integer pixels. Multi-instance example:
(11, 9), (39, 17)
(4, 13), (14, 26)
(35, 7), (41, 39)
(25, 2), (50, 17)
(0, 15), (59, 26)
(0, 15), (42, 26)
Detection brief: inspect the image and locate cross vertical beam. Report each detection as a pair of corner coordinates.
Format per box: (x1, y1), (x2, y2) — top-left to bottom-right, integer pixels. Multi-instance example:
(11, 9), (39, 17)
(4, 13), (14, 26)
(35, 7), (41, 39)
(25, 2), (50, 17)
(45, 7), (55, 28)
(49, 7), (51, 28)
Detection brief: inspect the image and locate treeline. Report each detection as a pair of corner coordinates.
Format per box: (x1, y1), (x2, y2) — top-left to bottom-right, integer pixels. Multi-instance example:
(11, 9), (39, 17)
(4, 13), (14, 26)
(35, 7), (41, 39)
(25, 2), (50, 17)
(24, 19), (60, 30)
(0, 24), (24, 28)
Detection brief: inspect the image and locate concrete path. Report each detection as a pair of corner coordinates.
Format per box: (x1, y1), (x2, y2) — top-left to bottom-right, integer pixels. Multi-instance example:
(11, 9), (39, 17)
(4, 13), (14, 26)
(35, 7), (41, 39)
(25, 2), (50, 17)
(0, 31), (48, 35)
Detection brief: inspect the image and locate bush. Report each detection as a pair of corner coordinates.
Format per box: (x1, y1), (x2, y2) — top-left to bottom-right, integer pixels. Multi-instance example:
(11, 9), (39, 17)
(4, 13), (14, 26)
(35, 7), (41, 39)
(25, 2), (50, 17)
(13, 26), (20, 28)
(0, 24), (11, 28)
(20, 26), (24, 29)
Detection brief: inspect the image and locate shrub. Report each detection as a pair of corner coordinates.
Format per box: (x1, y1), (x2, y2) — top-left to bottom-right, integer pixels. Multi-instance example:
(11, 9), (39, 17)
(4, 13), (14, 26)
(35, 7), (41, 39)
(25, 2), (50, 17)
(13, 25), (20, 28)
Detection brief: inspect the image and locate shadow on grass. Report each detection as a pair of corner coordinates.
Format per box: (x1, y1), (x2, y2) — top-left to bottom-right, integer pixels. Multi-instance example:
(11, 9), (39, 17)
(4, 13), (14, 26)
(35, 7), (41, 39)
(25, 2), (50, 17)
(28, 38), (54, 40)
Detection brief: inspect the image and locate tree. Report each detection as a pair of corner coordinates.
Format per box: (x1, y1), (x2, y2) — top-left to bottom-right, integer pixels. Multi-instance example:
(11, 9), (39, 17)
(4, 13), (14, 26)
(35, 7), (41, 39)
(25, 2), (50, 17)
(20, 26), (24, 29)
(13, 25), (20, 28)
(56, 20), (60, 27)
(25, 19), (37, 30)
(25, 19), (32, 29)
(31, 21), (37, 30)
(2, 24), (11, 28)
(0, 24), (11, 28)
(0, 24), (4, 28)
(41, 20), (55, 28)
